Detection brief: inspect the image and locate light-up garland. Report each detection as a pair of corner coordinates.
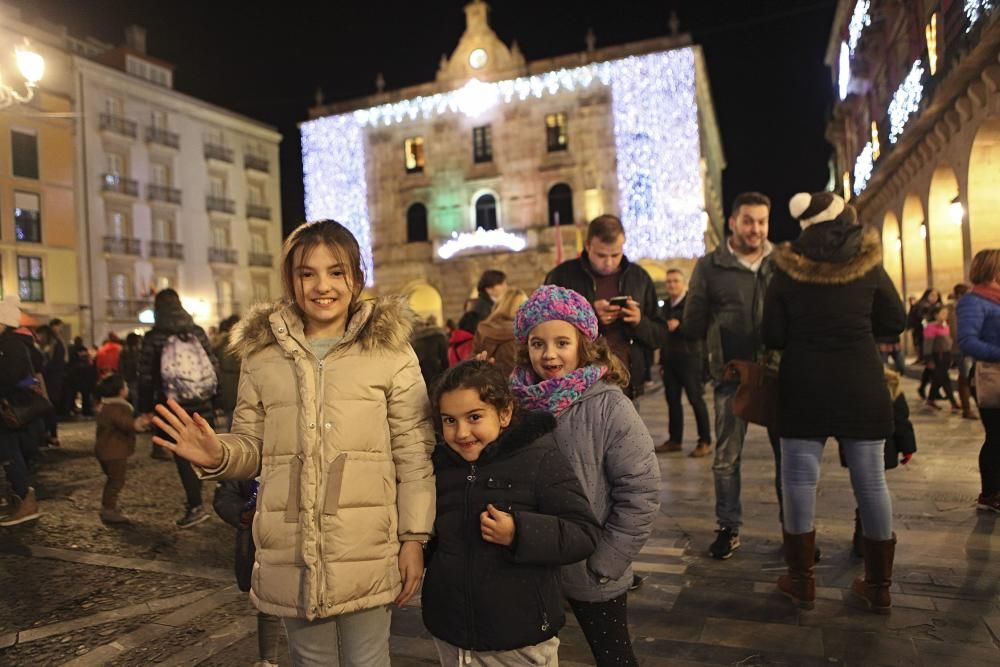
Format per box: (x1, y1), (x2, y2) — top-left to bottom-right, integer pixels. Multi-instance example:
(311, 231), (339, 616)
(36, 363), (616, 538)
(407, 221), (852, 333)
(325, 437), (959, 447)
(437, 228), (527, 259)
(853, 141), (874, 196)
(302, 49), (704, 283)
(838, 42), (851, 100)
(887, 60), (924, 143)
(848, 0), (871, 54)
(965, 0), (996, 32)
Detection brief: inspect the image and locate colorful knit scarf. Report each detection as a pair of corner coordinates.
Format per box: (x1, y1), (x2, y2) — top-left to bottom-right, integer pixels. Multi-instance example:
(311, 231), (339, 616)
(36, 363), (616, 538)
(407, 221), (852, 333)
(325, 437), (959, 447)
(510, 364), (607, 417)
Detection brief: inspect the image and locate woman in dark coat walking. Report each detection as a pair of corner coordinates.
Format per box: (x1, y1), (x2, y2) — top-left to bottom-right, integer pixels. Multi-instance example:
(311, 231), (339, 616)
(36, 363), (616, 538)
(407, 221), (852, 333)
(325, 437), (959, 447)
(763, 192), (905, 614)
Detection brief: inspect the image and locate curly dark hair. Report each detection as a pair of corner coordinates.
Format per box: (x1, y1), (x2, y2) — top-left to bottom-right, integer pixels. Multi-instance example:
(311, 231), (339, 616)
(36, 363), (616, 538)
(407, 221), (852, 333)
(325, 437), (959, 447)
(514, 330), (629, 389)
(430, 360), (516, 432)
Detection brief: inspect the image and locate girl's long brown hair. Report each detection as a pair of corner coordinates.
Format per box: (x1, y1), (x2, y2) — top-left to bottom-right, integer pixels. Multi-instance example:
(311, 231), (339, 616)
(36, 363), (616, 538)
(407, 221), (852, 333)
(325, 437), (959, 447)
(515, 329), (629, 389)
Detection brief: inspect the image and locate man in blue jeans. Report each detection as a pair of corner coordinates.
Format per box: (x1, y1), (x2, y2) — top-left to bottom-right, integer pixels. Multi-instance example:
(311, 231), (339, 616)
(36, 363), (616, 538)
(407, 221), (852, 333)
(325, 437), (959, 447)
(681, 192), (779, 560)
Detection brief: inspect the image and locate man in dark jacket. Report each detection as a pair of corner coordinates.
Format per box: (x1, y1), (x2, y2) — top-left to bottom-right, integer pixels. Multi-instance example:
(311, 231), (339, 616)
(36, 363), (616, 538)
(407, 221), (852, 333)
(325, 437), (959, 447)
(657, 268), (711, 457)
(545, 215), (664, 399)
(681, 192), (778, 561)
(469, 269), (508, 321)
(410, 316), (449, 390)
(139, 289), (220, 528)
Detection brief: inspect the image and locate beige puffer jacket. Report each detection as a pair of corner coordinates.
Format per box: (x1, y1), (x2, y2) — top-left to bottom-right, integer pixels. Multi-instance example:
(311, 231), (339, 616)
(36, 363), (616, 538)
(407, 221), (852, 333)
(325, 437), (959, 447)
(198, 297), (436, 620)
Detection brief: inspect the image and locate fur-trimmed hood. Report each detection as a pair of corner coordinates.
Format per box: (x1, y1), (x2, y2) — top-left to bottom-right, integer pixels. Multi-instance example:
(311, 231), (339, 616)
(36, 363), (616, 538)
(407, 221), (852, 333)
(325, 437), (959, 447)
(772, 223), (882, 285)
(229, 296), (417, 359)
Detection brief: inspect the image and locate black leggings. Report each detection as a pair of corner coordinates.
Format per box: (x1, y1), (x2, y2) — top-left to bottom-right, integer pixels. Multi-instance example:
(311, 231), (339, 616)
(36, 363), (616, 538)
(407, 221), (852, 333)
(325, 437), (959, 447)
(568, 593), (637, 666)
(980, 407), (1000, 497)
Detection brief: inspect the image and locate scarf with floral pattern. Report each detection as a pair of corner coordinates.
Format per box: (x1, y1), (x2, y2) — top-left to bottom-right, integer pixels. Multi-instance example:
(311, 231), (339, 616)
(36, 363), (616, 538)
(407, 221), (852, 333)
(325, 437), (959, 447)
(509, 364), (607, 417)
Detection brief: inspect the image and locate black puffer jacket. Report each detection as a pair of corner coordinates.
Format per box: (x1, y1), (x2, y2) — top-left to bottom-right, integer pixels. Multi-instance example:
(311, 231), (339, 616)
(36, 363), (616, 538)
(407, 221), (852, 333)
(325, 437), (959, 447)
(422, 411), (600, 651)
(138, 304), (220, 414)
(763, 223), (906, 439)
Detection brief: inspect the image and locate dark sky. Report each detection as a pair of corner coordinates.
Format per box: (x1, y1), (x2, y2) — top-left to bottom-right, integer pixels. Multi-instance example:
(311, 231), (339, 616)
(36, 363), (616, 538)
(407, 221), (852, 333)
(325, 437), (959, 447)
(21, 0), (836, 243)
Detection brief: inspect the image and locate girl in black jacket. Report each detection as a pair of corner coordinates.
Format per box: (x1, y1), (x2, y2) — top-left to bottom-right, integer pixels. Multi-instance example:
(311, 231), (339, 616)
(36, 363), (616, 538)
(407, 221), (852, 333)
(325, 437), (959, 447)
(424, 360), (600, 665)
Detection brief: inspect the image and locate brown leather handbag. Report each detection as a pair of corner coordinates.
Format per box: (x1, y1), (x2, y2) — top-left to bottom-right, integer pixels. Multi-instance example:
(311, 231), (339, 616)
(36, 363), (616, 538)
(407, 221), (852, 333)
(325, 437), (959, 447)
(723, 360), (778, 428)
(974, 360), (1000, 409)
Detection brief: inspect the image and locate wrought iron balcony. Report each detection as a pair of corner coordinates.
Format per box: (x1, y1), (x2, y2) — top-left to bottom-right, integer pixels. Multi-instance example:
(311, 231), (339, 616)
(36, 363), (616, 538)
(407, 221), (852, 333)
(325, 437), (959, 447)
(146, 126), (180, 149)
(206, 195), (236, 214)
(106, 298), (153, 320)
(103, 236), (142, 256)
(149, 240), (184, 259)
(204, 143), (234, 163)
(208, 247), (238, 264)
(99, 113), (137, 138)
(101, 174), (139, 197)
(147, 183), (182, 204)
(248, 252), (273, 267)
(246, 203), (271, 220)
(244, 153), (270, 172)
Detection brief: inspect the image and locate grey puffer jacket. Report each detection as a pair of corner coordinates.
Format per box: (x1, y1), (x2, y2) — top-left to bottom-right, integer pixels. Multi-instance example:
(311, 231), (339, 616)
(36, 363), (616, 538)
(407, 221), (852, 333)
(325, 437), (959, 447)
(534, 381), (660, 602)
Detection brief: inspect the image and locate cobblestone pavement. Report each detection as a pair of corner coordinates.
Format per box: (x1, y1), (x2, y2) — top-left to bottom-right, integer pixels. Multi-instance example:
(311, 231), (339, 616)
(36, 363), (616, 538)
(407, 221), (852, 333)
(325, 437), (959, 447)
(1, 374), (997, 665)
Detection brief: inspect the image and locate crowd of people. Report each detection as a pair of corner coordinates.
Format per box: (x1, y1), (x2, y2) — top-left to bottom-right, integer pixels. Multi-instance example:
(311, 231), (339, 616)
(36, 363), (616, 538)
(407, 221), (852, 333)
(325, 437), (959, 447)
(2, 195), (998, 665)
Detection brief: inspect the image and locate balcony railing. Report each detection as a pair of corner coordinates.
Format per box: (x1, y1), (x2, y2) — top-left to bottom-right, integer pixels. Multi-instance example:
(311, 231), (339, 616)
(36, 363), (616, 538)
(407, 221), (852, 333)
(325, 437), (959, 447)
(99, 113), (137, 138)
(246, 203), (271, 220)
(147, 183), (182, 204)
(106, 298), (153, 320)
(101, 174), (139, 197)
(206, 195), (236, 214)
(248, 252), (273, 267)
(204, 143), (234, 163)
(208, 247), (238, 264)
(103, 236), (142, 256)
(146, 126), (180, 149)
(244, 153), (270, 172)
(149, 240), (184, 259)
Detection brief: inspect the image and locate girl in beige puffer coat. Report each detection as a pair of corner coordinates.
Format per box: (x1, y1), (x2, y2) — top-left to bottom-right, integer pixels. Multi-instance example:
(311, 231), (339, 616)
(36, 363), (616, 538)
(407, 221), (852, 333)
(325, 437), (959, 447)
(152, 220), (435, 665)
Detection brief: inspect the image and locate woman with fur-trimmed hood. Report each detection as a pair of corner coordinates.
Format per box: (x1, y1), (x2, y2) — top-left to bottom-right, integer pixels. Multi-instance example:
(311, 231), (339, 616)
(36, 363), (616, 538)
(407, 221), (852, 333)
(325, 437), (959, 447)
(149, 220), (435, 665)
(762, 192), (905, 615)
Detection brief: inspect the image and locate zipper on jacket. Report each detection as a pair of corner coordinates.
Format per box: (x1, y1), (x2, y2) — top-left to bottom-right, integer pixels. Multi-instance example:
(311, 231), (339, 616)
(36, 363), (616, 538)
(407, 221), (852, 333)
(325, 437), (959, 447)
(315, 357), (326, 611)
(534, 589), (551, 633)
(464, 462), (478, 646)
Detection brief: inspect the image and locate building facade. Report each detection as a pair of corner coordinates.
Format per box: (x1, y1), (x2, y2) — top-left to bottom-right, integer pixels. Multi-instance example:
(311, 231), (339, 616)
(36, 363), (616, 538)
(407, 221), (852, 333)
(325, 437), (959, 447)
(826, 0), (1000, 299)
(303, 0), (724, 324)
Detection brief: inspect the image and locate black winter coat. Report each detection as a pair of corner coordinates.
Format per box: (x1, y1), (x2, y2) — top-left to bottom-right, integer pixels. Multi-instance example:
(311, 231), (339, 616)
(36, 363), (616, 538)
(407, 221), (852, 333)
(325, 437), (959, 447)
(422, 411), (600, 652)
(659, 293), (703, 360)
(410, 324), (449, 390)
(545, 253), (665, 396)
(763, 223), (906, 439)
(138, 304), (220, 414)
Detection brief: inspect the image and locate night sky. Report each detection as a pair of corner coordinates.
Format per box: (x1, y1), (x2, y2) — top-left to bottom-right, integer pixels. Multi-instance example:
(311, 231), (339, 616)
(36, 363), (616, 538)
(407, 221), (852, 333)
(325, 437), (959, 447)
(20, 0), (836, 244)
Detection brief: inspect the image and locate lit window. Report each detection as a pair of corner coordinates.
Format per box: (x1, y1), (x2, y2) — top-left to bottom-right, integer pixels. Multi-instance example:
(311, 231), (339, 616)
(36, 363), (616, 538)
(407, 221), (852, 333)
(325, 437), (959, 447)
(473, 125), (492, 163)
(17, 255), (43, 302)
(925, 13), (938, 75)
(404, 137), (425, 173)
(545, 113), (568, 152)
(14, 191), (41, 243)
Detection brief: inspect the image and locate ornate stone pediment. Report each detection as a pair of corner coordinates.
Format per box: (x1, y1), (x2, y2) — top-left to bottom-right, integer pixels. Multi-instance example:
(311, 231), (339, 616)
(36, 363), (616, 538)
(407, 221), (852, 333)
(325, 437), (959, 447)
(436, 1), (525, 84)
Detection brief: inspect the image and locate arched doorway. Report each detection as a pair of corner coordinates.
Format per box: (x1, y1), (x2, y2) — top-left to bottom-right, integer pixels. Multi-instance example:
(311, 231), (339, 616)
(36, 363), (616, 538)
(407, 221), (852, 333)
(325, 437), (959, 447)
(548, 183), (574, 226)
(474, 194), (498, 230)
(406, 283), (443, 327)
(406, 203), (428, 243)
(927, 162), (965, 291)
(901, 193), (927, 299)
(968, 117), (1000, 253)
(881, 212), (903, 296)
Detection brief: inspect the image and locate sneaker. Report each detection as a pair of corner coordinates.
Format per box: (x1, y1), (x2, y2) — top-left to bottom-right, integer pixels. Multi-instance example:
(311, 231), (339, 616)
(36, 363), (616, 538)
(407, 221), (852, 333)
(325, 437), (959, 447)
(629, 574), (646, 591)
(0, 488), (41, 527)
(100, 507), (131, 524)
(689, 442), (712, 458)
(976, 494), (1000, 513)
(176, 506), (210, 528)
(709, 527), (740, 560)
(655, 440), (683, 453)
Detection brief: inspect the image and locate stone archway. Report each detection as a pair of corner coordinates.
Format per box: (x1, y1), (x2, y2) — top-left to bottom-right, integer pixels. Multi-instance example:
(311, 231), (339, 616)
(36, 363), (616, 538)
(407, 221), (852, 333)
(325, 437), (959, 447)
(405, 282), (444, 327)
(881, 212), (904, 296)
(901, 193), (927, 299)
(927, 162), (965, 290)
(968, 117), (1000, 253)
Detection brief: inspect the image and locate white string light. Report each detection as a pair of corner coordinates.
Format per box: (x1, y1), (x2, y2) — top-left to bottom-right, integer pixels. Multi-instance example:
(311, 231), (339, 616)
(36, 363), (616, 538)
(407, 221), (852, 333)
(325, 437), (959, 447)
(888, 60), (924, 144)
(437, 228), (527, 259)
(965, 0), (996, 31)
(853, 141), (874, 196)
(838, 42), (851, 100)
(848, 1), (871, 54)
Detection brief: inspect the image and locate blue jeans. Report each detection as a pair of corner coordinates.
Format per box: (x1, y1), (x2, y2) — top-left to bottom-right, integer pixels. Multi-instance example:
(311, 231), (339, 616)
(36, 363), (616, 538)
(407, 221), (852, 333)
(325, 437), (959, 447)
(283, 605), (391, 666)
(781, 437), (893, 540)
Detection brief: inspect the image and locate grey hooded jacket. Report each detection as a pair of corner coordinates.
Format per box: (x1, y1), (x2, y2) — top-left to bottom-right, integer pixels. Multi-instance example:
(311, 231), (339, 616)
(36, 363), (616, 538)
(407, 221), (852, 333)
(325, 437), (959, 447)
(534, 381), (660, 602)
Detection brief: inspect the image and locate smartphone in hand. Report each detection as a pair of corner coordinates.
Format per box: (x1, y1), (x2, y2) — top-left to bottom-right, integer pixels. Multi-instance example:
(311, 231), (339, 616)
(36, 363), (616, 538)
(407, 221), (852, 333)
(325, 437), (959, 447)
(608, 296), (629, 308)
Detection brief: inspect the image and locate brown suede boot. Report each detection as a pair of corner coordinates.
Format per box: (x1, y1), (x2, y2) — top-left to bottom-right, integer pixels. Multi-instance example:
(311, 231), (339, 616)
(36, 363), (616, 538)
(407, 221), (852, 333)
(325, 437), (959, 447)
(850, 535), (895, 614)
(0, 487), (41, 527)
(777, 530), (816, 609)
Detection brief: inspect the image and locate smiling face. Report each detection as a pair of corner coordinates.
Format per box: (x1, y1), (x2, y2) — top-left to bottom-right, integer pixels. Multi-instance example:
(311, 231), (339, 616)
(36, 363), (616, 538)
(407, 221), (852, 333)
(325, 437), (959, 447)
(728, 203), (770, 254)
(439, 387), (513, 462)
(528, 320), (581, 380)
(292, 243), (354, 338)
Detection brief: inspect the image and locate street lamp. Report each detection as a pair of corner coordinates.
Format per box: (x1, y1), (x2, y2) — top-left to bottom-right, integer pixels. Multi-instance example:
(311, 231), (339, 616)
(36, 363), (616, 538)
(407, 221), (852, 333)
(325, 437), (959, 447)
(948, 195), (964, 226)
(1, 40), (45, 109)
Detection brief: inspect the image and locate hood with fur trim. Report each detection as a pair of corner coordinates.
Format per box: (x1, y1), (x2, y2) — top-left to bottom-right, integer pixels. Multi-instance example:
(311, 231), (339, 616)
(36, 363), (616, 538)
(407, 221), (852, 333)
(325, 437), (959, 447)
(229, 297), (417, 360)
(772, 224), (883, 286)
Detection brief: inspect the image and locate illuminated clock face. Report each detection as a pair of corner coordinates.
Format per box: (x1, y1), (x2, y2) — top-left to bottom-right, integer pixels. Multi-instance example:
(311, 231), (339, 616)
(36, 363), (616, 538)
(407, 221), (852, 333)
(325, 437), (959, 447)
(469, 48), (488, 69)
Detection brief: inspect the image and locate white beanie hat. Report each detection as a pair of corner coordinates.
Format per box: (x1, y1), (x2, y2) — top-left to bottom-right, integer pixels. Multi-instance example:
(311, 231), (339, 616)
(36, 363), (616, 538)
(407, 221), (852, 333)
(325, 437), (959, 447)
(789, 191), (857, 229)
(0, 296), (21, 328)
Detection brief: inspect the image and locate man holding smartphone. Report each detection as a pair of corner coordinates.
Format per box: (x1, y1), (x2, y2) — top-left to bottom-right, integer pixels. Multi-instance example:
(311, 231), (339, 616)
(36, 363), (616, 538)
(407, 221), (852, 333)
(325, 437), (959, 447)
(545, 214), (664, 400)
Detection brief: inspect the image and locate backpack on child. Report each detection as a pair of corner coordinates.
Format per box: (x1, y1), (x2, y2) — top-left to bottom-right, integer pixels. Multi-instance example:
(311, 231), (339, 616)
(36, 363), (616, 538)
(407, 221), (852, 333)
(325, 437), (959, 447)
(160, 333), (217, 404)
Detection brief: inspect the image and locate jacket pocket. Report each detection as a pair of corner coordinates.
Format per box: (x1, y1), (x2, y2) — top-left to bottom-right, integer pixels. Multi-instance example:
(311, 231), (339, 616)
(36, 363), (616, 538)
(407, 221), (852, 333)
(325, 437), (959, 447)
(284, 455), (303, 523)
(323, 453), (347, 515)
